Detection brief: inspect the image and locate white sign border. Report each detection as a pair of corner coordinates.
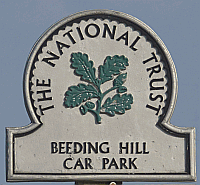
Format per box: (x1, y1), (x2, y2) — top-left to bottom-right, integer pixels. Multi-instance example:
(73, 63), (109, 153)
(6, 9), (196, 182)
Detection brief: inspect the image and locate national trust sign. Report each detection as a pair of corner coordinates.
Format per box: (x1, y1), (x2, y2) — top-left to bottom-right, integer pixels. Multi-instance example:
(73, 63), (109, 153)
(6, 10), (196, 182)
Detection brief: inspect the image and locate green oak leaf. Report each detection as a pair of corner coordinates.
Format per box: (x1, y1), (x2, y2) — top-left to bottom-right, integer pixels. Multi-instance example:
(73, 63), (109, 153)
(64, 83), (99, 107)
(113, 73), (127, 86)
(101, 93), (133, 116)
(71, 52), (98, 85)
(99, 55), (129, 84)
(64, 52), (133, 124)
(118, 86), (127, 93)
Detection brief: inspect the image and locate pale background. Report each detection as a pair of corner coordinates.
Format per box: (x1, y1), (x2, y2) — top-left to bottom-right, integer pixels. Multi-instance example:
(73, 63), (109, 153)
(0, 0), (199, 184)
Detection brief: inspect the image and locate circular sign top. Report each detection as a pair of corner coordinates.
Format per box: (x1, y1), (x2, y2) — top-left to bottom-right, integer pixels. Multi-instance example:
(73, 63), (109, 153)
(24, 10), (177, 127)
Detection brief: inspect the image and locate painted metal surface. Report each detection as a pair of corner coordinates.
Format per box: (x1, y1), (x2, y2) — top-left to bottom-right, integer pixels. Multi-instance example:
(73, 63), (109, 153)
(6, 10), (196, 182)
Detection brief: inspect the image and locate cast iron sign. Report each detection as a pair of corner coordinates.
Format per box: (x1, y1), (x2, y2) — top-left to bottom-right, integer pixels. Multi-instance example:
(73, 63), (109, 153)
(6, 10), (196, 182)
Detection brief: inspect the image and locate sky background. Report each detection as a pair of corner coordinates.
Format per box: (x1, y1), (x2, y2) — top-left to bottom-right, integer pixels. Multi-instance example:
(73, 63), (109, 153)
(0, 0), (199, 184)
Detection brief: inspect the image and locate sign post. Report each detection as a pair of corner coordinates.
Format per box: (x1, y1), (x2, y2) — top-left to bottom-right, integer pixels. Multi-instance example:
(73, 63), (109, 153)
(6, 10), (196, 183)
(75, 182), (121, 185)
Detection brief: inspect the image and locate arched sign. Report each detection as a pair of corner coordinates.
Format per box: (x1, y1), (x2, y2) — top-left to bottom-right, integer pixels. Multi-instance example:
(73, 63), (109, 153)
(6, 10), (196, 182)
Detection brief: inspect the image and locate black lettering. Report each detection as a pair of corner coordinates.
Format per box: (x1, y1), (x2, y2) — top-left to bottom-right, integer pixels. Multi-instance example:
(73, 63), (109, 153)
(85, 158), (93, 169)
(85, 23), (100, 38)
(59, 142), (65, 154)
(150, 78), (164, 91)
(143, 142), (149, 154)
(88, 142), (98, 154)
(99, 142), (109, 153)
(37, 90), (52, 102)
(135, 142), (142, 154)
(120, 158), (128, 169)
(146, 104), (161, 115)
(83, 142), (86, 154)
(146, 64), (161, 78)
(143, 52), (158, 64)
(51, 142), (58, 153)
(129, 36), (140, 51)
(74, 158), (84, 169)
(129, 158), (137, 169)
(102, 158), (109, 169)
(36, 79), (51, 87)
(39, 105), (54, 115)
(74, 142), (82, 154)
(66, 142), (72, 154)
(63, 29), (76, 44)
(116, 31), (128, 45)
(76, 27), (84, 40)
(56, 41), (70, 55)
(108, 158), (119, 169)
(149, 93), (163, 102)
(42, 50), (60, 67)
(102, 23), (116, 39)
(119, 142), (128, 154)
(130, 142), (134, 154)
(63, 158), (73, 169)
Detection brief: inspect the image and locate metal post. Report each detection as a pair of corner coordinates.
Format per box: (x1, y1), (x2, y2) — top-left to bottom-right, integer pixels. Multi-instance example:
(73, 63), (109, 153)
(75, 181), (122, 185)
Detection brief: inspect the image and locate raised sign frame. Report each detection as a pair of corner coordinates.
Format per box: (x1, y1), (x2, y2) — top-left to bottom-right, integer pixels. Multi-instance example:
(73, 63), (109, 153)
(6, 10), (196, 182)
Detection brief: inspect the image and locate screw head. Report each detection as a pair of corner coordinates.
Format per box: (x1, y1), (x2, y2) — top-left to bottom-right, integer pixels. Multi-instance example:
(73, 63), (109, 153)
(109, 182), (117, 185)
